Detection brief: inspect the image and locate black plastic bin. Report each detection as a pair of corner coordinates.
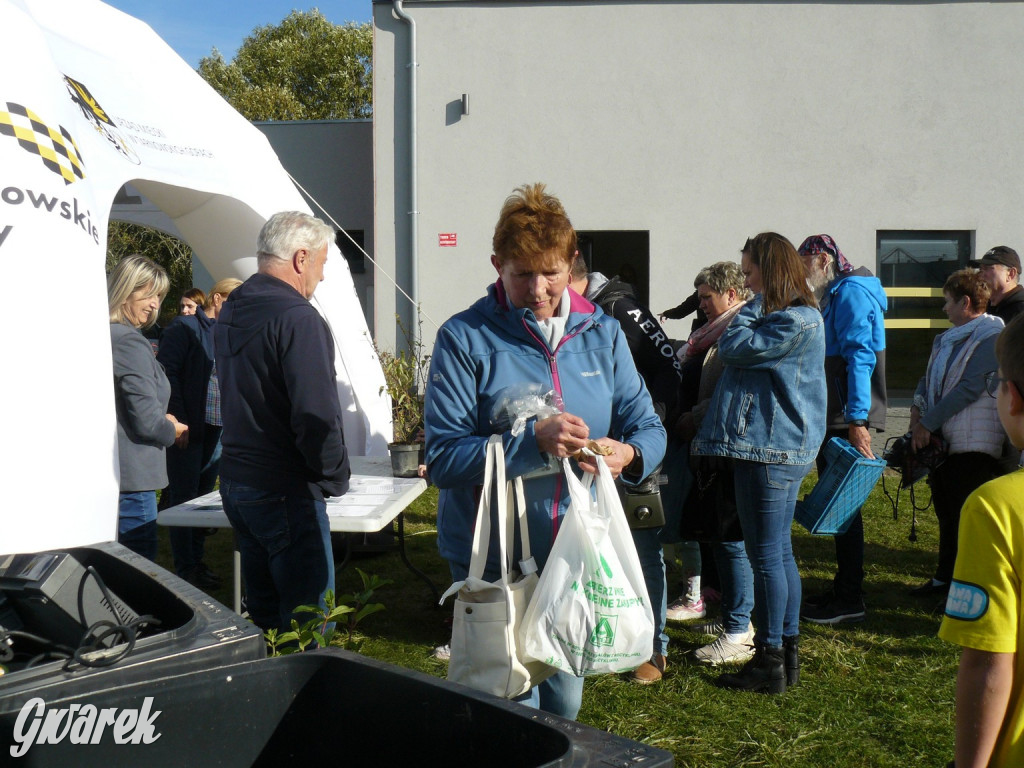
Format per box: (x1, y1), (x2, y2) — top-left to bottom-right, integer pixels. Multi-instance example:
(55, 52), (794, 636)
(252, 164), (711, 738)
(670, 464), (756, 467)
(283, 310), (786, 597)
(0, 647), (674, 767)
(0, 542), (265, 708)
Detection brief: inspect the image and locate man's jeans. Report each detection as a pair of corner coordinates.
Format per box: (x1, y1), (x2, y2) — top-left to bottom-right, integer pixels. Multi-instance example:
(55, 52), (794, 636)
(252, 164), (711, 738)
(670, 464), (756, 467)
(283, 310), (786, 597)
(733, 460), (812, 647)
(221, 479), (334, 632)
(631, 526), (668, 656)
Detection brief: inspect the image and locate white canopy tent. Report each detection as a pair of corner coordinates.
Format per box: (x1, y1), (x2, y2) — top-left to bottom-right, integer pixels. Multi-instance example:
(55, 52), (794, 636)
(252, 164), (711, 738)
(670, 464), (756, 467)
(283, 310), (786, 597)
(1, 0), (391, 554)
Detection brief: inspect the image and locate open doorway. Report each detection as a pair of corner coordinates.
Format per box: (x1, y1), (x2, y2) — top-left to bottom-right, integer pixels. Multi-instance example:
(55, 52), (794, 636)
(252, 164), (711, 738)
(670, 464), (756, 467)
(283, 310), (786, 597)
(576, 231), (651, 308)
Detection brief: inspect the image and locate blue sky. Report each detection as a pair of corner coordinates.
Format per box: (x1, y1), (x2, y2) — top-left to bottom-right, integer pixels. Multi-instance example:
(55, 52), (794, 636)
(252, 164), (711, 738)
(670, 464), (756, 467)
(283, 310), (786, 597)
(104, 0), (373, 68)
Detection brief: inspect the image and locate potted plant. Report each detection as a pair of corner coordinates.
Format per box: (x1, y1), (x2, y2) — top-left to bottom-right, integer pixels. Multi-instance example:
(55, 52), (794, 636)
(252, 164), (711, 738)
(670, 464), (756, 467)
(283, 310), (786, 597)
(377, 316), (430, 477)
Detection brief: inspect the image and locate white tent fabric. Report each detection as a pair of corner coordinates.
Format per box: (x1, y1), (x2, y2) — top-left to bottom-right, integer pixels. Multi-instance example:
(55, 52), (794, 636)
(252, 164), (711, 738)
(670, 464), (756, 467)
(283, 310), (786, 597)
(1, 0), (391, 554)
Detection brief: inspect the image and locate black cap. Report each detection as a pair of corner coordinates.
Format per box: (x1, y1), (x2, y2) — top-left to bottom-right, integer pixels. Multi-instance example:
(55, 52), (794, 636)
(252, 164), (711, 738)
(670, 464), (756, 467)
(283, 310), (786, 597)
(971, 245), (1021, 272)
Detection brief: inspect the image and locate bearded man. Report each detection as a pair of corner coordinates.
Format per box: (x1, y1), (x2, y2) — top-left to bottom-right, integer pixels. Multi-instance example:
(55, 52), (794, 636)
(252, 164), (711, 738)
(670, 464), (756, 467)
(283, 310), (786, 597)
(798, 235), (888, 624)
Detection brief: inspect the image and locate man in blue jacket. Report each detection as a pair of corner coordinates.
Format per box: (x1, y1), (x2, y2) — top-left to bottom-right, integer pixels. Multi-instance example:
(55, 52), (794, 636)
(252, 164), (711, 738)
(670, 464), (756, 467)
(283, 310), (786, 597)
(215, 211), (350, 633)
(798, 235), (888, 625)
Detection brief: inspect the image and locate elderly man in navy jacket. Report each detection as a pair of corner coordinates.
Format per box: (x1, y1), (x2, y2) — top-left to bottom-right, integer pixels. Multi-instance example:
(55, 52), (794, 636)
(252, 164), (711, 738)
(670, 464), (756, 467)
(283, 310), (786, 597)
(215, 211), (350, 633)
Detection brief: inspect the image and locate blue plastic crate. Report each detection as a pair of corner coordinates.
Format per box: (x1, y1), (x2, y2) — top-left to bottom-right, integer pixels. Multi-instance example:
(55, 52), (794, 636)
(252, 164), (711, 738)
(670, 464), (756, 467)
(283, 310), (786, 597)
(795, 437), (887, 535)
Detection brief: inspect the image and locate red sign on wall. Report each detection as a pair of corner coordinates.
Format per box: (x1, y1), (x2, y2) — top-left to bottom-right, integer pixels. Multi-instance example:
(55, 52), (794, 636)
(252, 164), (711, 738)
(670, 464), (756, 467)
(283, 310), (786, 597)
(438, 233), (457, 247)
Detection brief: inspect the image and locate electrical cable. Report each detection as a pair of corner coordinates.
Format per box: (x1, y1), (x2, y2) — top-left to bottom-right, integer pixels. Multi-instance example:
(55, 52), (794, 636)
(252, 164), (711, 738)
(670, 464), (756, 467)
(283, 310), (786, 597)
(60, 565), (161, 671)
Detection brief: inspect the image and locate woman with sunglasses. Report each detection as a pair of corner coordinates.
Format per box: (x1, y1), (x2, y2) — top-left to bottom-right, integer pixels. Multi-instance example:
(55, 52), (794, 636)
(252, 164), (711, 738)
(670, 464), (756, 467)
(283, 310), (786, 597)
(908, 268), (1008, 600)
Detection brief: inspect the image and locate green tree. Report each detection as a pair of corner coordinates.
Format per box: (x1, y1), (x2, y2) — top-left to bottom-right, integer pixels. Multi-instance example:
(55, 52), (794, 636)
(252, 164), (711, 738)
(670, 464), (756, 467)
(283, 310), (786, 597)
(197, 10), (372, 121)
(107, 222), (194, 325)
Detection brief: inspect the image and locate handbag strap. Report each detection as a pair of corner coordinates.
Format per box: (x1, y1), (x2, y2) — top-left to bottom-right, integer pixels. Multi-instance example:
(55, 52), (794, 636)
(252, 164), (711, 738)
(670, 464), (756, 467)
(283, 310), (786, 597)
(509, 475), (537, 575)
(468, 435), (513, 584)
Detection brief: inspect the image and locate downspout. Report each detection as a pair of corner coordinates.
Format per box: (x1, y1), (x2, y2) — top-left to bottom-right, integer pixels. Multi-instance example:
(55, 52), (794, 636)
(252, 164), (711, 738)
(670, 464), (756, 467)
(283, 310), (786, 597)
(392, 0), (419, 349)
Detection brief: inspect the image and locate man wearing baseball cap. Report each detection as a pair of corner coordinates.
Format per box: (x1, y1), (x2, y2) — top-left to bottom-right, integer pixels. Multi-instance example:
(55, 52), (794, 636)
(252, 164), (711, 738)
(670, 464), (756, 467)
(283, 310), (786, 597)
(973, 246), (1024, 323)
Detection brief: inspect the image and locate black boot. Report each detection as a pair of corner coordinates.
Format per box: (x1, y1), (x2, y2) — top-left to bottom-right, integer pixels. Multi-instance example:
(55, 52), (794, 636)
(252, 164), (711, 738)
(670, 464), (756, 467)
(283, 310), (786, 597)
(782, 635), (799, 687)
(715, 643), (786, 694)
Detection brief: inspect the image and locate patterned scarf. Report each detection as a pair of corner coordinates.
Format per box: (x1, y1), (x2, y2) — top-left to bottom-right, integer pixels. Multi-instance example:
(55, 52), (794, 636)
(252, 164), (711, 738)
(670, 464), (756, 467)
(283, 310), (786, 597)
(798, 234), (854, 274)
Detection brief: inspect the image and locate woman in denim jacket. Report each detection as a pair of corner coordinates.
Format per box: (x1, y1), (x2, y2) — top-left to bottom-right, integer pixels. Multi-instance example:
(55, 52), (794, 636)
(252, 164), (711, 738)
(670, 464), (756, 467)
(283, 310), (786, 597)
(692, 232), (826, 694)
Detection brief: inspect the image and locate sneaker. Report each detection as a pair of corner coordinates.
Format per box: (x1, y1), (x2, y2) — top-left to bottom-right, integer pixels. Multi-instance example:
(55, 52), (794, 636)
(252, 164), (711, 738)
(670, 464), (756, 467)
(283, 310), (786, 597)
(801, 596), (866, 625)
(910, 578), (948, 597)
(628, 654), (667, 684)
(693, 632), (755, 666)
(691, 619), (725, 637)
(802, 585), (835, 609)
(196, 562), (222, 586)
(666, 596), (706, 622)
(432, 643), (451, 662)
(183, 566), (220, 591)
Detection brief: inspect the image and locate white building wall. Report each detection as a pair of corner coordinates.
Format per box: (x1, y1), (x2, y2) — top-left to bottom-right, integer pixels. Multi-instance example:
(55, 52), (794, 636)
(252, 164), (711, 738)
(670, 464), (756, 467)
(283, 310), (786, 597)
(373, 0), (1024, 348)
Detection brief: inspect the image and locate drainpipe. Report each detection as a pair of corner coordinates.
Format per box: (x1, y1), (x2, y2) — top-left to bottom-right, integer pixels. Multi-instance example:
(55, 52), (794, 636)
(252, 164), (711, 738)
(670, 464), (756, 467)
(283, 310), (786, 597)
(392, 0), (419, 350)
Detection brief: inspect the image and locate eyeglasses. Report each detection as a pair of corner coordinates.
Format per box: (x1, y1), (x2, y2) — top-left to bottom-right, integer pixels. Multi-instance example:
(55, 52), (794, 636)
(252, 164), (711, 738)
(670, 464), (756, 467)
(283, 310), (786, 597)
(985, 371), (1019, 398)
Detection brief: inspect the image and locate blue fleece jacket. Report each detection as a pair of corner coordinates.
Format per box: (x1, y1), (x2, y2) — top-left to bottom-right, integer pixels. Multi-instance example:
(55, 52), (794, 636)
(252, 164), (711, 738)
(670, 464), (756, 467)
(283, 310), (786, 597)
(820, 268), (888, 429)
(425, 281), (666, 572)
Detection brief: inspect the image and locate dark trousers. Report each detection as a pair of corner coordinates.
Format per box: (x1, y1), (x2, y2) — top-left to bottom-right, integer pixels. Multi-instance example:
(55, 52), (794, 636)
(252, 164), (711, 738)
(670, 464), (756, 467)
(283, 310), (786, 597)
(929, 451), (1003, 584)
(817, 431), (865, 602)
(166, 425), (222, 577)
(220, 479), (334, 633)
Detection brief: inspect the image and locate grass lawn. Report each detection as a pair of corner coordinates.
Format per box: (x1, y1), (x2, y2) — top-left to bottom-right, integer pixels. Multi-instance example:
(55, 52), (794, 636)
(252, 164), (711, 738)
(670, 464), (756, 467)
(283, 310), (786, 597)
(157, 470), (957, 768)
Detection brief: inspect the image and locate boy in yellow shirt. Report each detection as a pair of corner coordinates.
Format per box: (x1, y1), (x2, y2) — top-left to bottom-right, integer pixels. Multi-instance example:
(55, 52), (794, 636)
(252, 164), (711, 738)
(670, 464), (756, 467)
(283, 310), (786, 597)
(939, 313), (1024, 767)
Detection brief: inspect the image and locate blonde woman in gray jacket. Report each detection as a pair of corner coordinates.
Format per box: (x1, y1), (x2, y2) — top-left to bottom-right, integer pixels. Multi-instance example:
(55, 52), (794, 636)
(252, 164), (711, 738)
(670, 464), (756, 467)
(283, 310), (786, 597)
(108, 254), (187, 560)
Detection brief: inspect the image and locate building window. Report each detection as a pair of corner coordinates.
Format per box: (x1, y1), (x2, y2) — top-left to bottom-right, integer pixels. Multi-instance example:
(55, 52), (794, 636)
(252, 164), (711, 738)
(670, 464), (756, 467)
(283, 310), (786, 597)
(876, 230), (974, 392)
(876, 230), (973, 289)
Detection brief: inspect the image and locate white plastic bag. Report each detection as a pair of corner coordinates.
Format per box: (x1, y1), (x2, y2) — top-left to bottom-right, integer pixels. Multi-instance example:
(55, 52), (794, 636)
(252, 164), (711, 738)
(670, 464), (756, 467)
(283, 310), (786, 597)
(440, 435), (555, 698)
(521, 455), (655, 676)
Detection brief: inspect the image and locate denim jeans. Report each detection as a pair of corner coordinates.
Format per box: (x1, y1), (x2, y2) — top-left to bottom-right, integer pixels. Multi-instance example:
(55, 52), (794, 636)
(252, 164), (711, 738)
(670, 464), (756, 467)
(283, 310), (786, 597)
(733, 460), (812, 647)
(221, 479), (334, 632)
(714, 539), (753, 636)
(631, 526), (668, 656)
(166, 426), (222, 577)
(448, 561), (585, 720)
(118, 491), (158, 561)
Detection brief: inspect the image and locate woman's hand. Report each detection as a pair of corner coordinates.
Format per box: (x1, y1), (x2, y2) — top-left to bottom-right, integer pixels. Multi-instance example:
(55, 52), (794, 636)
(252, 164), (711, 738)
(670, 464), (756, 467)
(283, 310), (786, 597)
(575, 438), (634, 478)
(167, 414), (189, 447)
(535, 412), (590, 458)
(911, 422), (932, 453)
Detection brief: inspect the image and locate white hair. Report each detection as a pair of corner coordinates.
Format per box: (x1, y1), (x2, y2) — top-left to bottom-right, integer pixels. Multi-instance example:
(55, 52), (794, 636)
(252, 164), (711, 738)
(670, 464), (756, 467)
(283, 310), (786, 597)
(256, 211), (334, 269)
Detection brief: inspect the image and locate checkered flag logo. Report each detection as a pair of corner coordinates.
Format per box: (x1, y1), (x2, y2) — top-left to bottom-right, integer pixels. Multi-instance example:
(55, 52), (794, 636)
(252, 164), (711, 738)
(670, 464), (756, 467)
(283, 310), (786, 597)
(0, 102), (85, 185)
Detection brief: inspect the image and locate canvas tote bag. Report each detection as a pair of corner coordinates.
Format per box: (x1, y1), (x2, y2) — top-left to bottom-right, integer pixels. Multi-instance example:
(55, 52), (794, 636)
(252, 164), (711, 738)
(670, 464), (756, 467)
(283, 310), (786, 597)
(440, 435), (555, 698)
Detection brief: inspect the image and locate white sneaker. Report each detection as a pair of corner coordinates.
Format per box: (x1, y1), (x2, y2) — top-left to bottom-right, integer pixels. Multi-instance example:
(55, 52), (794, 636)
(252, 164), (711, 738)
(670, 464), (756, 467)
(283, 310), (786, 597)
(693, 631), (755, 666)
(666, 595), (706, 622)
(432, 643), (451, 662)
(691, 619), (725, 637)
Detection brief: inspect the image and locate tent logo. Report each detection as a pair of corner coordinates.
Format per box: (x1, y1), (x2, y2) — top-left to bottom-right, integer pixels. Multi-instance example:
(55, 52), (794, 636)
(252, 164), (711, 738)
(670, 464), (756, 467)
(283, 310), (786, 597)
(0, 102), (85, 185)
(64, 75), (140, 165)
